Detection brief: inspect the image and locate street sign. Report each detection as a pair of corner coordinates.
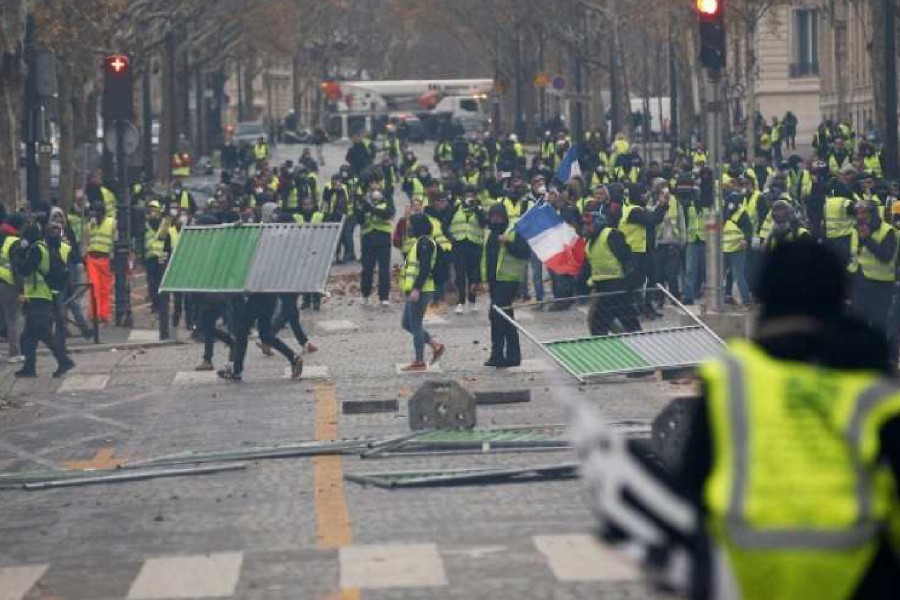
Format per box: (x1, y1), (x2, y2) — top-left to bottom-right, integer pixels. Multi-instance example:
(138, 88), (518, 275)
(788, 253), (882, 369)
(552, 76), (566, 91)
(104, 121), (139, 155)
(534, 72), (550, 88)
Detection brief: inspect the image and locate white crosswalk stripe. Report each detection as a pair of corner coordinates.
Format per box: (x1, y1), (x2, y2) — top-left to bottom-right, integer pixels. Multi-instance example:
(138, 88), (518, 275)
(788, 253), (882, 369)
(0, 565), (48, 600)
(533, 534), (640, 582)
(317, 320), (359, 333)
(340, 543), (447, 589)
(172, 371), (220, 385)
(127, 552), (244, 599)
(128, 329), (162, 343)
(58, 374), (110, 393)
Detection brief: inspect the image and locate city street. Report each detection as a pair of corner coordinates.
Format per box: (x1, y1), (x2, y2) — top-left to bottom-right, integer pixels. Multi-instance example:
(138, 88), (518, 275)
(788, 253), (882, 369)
(0, 141), (680, 600)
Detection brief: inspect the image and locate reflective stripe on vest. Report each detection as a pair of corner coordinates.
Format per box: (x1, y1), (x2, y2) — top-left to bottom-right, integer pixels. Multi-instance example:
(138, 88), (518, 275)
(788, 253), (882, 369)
(402, 237), (436, 293)
(428, 216), (451, 251)
(24, 242), (52, 301)
(825, 197), (855, 239)
(701, 341), (900, 600)
(587, 229), (624, 284)
(688, 207), (710, 243)
(851, 222), (897, 282)
(450, 208), (483, 245)
(145, 224), (164, 259)
(361, 201), (393, 236)
(0, 236), (18, 285)
(88, 217), (115, 254)
(480, 226), (526, 283)
(293, 212), (324, 224)
(619, 204), (647, 254)
(722, 210), (746, 253)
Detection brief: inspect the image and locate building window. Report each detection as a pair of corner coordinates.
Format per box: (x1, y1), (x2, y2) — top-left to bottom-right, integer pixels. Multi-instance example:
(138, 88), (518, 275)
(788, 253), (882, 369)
(790, 8), (819, 77)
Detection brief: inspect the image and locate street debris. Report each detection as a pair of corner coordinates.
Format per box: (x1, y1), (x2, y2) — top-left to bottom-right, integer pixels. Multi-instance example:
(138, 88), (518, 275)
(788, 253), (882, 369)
(18, 463), (247, 491)
(342, 399), (400, 414)
(345, 463), (578, 489)
(408, 380), (476, 430)
(474, 389), (531, 405)
(126, 439), (373, 468)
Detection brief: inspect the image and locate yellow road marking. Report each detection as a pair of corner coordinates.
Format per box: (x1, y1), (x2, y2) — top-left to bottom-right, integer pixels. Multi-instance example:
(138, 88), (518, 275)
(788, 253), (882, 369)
(313, 382), (360, 600)
(62, 446), (124, 470)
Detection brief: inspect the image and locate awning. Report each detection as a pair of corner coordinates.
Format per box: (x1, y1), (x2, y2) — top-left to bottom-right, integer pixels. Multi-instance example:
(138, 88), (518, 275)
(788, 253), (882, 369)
(159, 222), (342, 294)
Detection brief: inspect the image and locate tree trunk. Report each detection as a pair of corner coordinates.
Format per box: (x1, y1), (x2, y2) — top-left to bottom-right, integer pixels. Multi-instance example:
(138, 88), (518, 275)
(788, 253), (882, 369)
(833, 19), (848, 121)
(243, 50), (257, 121)
(745, 19), (758, 154)
(0, 0), (26, 211)
(871, 2), (887, 133)
(58, 57), (75, 208)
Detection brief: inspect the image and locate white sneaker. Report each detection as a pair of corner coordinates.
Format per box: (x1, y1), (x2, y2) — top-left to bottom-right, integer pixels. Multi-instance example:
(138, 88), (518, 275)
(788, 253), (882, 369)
(8, 355), (24, 364)
(381, 300), (390, 307)
(454, 304), (464, 315)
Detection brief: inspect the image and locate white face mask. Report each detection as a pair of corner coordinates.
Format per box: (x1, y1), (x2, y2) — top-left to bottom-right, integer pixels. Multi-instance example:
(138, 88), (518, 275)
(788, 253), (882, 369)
(536, 186), (547, 195)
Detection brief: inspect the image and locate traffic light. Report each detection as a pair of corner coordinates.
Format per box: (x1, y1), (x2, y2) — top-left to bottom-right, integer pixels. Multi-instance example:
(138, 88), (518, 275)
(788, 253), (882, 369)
(103, 53), (134, 121)
(697, 0), (726, 71)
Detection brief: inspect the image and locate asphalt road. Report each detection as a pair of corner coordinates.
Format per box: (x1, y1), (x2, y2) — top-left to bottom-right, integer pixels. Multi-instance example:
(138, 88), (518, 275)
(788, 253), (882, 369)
(0, 141), (683, 600)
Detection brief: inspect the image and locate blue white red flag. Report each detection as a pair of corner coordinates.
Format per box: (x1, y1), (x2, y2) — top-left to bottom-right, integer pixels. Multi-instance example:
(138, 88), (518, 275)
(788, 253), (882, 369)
(514, 203), (586, 276)
(555, 144), (582, 184)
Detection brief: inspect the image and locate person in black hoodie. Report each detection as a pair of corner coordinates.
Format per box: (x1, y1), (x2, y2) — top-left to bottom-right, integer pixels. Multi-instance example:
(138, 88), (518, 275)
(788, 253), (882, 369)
(482, 203), (531, 368)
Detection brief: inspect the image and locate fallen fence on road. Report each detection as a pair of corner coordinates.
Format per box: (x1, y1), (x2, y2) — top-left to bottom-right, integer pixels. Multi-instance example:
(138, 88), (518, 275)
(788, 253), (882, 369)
(344, 462), (578, 489)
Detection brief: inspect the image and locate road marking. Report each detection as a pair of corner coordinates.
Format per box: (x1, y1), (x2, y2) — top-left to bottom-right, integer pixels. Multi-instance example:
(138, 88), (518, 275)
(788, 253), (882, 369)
(283, 365), (330, 380)
(423, 315), (448, 325)
(313, 382), (359, 600)
(514, 311), (535, 322)
(62, 446), (124, 470)
(317, 320), (359, 333)
(533, 534), (640, 582)
(127, 552), (243, 599)
(395, 363), (443, 375)
(0, 565), (48, 600)
(442, 545), (507, 559)
(0, 441), (59, 469)
(172, 371), (219, 385)
(58, 374), (109, 393)
(127, 329), (160, 343)
(340, 543), (447, 589)
(502, 359), (552, 374)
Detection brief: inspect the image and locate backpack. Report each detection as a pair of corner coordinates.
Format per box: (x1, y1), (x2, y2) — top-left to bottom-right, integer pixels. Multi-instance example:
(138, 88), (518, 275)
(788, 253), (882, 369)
(45, 244), (69, 292)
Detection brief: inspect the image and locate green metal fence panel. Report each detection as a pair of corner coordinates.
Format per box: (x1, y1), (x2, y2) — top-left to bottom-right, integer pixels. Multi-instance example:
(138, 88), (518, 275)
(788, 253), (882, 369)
(160, 225), (261, 293)
(547, 336), (651, 376)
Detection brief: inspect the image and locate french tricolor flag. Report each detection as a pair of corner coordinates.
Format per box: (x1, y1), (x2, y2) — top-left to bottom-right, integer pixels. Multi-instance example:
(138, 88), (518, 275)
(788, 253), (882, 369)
(514, 203), (586, 276)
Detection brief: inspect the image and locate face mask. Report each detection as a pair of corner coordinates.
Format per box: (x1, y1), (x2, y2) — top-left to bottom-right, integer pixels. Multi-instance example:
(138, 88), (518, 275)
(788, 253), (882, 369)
(169, 208), (178, 217)
(536, 186), (547, 195)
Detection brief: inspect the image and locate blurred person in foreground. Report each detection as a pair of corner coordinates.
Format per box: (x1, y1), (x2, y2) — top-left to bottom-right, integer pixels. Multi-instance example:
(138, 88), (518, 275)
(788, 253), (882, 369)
(581, 240), (900, 600)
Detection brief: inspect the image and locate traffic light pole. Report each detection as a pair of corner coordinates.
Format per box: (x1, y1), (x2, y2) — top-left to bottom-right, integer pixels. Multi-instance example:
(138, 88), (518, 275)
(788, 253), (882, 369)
(704, 69), (725, 313)
(114, 119), (133, 328)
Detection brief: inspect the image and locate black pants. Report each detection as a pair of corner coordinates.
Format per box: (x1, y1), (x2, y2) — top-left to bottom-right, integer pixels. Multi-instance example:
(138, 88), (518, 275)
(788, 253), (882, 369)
(200, 299), (233, 363)
(232, 295), (296, 376)
(361, 238), (391, 301)
(145, 258), (162, 311)
(826, 235), (854, 271)
(550, 272), (576, 308)
(301, 293), (321, 310)
(653, 244), (682, 303)
(488, 281), (520, 363)
(454, 241), (481, 304)
(852, 277), (894, 336)
(628, 252), (651, 310)
(173, 293), (196, 329)
(22, 299), (70, 372)
(589, 281), (641, 336)
(273, 293), (309, 346)
(337, 219), (356, 262)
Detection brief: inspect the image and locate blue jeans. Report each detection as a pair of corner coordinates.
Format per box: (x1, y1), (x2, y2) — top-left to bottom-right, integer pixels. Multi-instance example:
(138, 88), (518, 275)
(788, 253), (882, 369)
(402, 292), (433, 361)
(519, 252), (545, 301)
(684, 241), (706, 303)
(725, 251), (750, 304)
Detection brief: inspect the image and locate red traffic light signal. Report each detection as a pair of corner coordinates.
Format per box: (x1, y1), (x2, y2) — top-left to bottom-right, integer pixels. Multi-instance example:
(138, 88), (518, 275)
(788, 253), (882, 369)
(105, 54), (130, 76)
(696, 0), (720, 16)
